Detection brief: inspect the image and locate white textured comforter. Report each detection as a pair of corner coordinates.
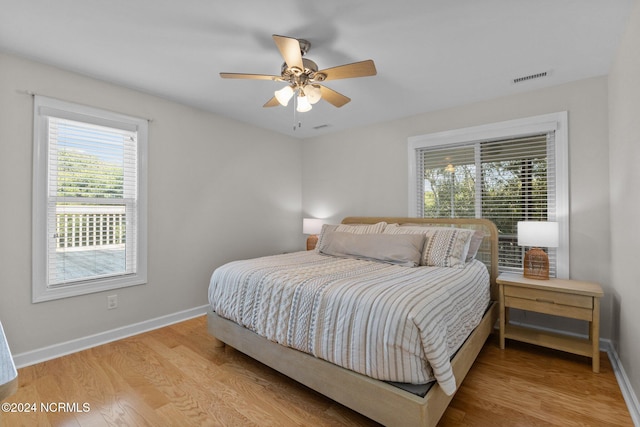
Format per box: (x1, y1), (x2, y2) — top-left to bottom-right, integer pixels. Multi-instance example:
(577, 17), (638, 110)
(208, 251), (490, 396)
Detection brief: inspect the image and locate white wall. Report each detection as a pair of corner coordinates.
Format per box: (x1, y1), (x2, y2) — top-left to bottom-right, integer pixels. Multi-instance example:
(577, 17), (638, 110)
(609, 0), (640, 404)
(302, 76), (612, 338)
(0, 52), (302, 354)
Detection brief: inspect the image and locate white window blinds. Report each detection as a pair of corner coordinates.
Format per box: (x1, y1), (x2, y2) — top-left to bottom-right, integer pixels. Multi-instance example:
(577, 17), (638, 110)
(415, 132), (557, 275)
(33, 95), (147, 302)
(47, 116), (138, 285)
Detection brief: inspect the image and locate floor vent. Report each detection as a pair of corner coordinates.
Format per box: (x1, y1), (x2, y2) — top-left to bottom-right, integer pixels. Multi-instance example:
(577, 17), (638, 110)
(513, 71), (549, 84)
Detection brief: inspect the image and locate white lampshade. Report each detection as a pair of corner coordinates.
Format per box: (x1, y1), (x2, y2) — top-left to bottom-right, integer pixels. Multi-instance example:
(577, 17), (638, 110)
(517, 221), (559, 248)
(274, 85), (294, 106)
(303, 218), (324, 235)
(304, 84), (322, 104)
(296, 94), (312, 112)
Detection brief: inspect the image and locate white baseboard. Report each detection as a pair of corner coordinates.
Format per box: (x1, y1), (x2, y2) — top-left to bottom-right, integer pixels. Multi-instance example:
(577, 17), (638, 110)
(508, 320), (639, 426)
(603, 340), (640, 427)
(13, 304), (210, 369)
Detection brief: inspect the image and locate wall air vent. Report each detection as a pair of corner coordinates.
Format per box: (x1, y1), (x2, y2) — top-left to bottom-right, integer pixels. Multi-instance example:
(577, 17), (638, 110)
(512, 71), (549, 84)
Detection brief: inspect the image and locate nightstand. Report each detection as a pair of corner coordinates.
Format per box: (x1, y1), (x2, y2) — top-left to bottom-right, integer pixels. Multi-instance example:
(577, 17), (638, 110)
(497, 272), (604, 373)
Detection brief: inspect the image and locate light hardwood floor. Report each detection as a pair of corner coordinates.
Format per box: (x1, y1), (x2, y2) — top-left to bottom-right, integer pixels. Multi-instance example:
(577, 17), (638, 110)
(1, 316), (633, 426)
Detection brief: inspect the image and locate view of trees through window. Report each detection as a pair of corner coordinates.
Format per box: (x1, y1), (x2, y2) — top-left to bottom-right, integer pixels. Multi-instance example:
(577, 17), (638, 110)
(57, 149), (124, 198)
(420, 134), (550, 271)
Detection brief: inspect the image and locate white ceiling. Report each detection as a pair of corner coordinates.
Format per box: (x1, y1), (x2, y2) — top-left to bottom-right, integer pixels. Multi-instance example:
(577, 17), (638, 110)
(0, 0), (633, 138)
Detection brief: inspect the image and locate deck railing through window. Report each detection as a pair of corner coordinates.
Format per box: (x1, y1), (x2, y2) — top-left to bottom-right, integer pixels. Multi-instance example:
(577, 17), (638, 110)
(55, 205), (126, 249)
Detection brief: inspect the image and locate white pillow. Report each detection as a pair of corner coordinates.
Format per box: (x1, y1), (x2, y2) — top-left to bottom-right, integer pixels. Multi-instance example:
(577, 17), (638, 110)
(316, 221), (387, 253)
(318, 231), (425, 267)
(315, 224), (338, 253)
(466, 230), (486, 262)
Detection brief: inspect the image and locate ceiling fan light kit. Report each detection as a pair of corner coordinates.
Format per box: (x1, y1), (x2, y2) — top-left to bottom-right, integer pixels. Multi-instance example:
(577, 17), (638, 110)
(220, 35), (376, 114)
(274, 85), (294, 106)
(296, 93), (312, 112)
(304, 84), (322, 104)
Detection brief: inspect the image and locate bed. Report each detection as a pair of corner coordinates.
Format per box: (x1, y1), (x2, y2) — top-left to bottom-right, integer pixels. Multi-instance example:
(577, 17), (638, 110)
(207, 217), (499, 426)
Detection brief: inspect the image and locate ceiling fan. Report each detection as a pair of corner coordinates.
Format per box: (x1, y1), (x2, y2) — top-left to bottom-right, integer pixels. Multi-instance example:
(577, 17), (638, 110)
(220, 34), (377, 112)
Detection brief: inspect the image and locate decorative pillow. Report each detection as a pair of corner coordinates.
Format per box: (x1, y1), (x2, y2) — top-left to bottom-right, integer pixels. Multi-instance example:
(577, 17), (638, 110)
(465, 230), (486, 262)
(318, 231), (425, 267)
(335, 221), (387, 234)
(315, 224), (338, 253)
(383, 224), (475, 268)
(316, 222), (387, 253)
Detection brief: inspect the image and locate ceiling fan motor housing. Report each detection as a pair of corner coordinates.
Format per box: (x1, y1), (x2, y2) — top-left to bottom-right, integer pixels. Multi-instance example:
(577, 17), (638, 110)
(281, 58), (326, 86)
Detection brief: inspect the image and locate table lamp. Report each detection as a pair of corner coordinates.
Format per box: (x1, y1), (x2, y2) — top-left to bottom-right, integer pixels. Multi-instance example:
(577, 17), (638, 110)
(517, 221), (559, 280)
(303, 218), (324, 251)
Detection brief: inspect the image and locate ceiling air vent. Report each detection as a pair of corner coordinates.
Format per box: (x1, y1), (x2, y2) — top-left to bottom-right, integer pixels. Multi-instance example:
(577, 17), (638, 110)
(512, 71), (549, 84)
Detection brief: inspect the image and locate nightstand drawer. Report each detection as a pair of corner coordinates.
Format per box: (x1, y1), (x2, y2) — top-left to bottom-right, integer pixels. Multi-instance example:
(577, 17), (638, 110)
(504, 285), (592, 309)
(504, 294), (594, 321)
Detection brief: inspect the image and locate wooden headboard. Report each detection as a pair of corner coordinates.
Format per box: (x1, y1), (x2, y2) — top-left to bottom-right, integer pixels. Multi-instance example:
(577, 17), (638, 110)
(341, 217), (500, 301)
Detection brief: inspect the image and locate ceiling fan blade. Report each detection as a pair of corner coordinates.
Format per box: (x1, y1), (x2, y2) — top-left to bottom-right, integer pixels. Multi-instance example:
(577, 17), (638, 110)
(319, 86), (351, 108)
(263, 97), (280, 107)
(220, 73), (281, 80)
(317, 60), (377, 81)
(272, 34), (304, 70)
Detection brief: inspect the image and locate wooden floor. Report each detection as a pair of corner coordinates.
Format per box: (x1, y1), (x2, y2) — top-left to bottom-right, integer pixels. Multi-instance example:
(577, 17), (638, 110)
(2, 316), (633, 426)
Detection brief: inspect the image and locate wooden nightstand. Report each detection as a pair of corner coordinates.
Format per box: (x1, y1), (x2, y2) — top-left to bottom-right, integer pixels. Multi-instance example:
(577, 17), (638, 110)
(497, 272), (604, 373)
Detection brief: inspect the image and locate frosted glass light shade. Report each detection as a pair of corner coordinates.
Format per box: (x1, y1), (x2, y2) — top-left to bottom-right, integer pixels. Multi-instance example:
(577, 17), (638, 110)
(304, 84), (322, 104)
(517, 221), (559, 248)
(274, 85), (294, 106)
(296, 95), (312, 112)
(303, 218), (324, 235)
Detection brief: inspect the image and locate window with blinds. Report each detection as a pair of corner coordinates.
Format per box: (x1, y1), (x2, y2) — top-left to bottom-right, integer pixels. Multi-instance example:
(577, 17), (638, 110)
(32, 96), (148, 302)
(415, 133), (556, 275)
(409, 113), (569, 278)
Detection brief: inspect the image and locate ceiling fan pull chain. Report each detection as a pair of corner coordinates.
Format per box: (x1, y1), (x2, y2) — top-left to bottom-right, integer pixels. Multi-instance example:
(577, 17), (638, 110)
(293, 96), (297, 131)
(292, 96), (303, 130)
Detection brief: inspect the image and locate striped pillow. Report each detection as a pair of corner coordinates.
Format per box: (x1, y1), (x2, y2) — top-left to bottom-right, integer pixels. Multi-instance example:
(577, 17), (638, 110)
(335, 222), (387, 234)
(383, 224), (475, 268)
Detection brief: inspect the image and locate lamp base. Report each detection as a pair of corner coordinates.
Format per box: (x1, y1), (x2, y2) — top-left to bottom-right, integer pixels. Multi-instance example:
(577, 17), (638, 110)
(523, 247), (550, 280)
(306, 235), (318, 251)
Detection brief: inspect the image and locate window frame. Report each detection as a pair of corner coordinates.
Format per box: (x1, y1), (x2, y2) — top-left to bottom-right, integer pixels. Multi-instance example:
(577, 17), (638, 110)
(32, 96), (148, 302)
(408, 112), (569, 278)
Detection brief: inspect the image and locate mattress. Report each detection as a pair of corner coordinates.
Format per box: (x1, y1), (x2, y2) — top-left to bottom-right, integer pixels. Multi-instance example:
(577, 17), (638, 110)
(208, 250), (490, 396)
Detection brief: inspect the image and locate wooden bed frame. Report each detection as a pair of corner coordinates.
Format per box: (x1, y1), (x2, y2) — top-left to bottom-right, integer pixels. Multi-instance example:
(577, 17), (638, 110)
(207, 217), (500, 427)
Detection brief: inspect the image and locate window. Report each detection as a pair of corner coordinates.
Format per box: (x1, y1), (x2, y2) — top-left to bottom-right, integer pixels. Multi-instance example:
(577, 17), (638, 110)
(33, 96), (148, 302)
(408, 112), (569, 278)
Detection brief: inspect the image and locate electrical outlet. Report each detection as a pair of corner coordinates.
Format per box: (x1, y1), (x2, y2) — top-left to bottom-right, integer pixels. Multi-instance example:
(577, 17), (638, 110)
(107, 294), (118, 310)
